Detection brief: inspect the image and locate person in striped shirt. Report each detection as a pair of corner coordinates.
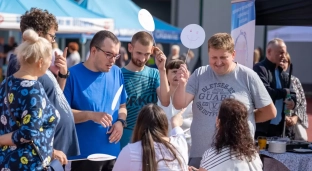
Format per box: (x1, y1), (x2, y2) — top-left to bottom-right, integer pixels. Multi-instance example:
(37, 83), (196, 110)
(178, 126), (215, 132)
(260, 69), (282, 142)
(199, 98), (262, 171)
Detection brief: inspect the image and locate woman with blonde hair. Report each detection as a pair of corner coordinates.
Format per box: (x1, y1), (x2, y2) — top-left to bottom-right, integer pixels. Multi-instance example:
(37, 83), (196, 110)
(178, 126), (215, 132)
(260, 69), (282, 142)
(113, 104), (188, 171)
(0, 29), (60, 170)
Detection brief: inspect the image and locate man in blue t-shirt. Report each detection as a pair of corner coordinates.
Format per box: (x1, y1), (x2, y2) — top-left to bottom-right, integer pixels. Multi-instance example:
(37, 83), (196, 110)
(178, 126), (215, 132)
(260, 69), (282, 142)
(64, 30), (127, 171)
(120, 31), (170, 148)
(6, 8), (80, 164)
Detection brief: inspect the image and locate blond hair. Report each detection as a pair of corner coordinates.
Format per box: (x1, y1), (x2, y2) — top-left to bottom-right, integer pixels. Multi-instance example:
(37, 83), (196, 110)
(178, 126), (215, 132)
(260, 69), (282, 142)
(16, 29), (52, 64)
(208, 33), (234, 53)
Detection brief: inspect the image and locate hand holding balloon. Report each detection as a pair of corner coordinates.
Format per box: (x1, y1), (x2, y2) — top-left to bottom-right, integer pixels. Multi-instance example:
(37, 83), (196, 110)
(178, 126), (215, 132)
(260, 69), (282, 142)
(153, 46), (166, 71)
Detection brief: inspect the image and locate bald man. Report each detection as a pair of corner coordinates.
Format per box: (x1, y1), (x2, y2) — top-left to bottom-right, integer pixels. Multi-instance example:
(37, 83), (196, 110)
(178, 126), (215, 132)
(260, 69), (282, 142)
(253, 38), (296, 138)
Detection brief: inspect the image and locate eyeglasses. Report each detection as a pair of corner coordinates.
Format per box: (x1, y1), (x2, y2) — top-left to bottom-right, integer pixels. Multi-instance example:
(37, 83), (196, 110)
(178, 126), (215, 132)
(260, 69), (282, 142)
(47, 33), (56, 41)
(281, 60), (289, 64)
(95, 46), (121, 60)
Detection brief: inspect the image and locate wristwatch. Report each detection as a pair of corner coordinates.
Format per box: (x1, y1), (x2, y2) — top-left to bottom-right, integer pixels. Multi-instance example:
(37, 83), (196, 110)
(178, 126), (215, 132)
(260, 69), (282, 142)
(58, 70), (70, 78)
(117, 119), (127, 127)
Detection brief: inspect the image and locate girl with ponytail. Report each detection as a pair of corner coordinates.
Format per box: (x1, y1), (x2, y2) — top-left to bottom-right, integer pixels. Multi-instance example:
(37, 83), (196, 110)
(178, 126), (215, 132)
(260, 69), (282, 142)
(113, 104), (188, 171)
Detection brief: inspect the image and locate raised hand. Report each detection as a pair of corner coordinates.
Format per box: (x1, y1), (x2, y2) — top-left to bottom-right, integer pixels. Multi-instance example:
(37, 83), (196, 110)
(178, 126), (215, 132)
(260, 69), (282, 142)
(153, 47), (167, 71)
(177, 64), (189, 85)
(55, 47), (68, 74)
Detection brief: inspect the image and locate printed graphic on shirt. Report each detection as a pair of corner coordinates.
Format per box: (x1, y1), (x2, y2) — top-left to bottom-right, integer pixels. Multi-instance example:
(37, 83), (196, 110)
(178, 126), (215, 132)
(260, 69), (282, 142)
(197, 83), (235, 116)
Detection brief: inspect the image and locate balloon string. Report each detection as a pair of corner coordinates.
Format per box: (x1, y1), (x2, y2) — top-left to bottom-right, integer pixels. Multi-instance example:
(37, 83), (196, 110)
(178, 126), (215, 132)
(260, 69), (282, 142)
(185, 48), (190, 63)
(151, 31), (156, 46)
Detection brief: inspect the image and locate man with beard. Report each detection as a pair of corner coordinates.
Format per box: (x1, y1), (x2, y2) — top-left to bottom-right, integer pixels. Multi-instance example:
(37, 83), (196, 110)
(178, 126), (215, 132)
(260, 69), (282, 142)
(120, 31), (170, 148)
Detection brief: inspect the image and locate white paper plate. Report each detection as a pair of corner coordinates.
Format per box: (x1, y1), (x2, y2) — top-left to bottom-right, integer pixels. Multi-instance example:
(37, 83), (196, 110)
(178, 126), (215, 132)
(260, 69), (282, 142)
(87, 153), (116, 161)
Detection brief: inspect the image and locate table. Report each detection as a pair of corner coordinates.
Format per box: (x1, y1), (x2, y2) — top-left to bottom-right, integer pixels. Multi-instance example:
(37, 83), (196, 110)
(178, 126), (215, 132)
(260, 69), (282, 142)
(260, 150), (312, 171)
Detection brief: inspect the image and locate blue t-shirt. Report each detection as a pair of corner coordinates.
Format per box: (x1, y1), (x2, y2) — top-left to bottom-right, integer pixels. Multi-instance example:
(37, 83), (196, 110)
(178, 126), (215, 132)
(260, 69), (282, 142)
(64, 63), (127, 159)
(7, 55), (80, 157)
(121, 66), (160, 129)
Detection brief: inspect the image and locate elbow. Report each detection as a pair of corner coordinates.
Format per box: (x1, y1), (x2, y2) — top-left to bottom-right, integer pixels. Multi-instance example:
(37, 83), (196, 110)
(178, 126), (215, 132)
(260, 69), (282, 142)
(161, 100), (170, 107)
(172, 102), (183, 110)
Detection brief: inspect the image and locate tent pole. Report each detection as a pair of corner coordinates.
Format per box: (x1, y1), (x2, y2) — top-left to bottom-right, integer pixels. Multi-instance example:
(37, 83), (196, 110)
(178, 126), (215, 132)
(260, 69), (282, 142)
(262, 25), (268, 61)
(195, 0), (203, 71)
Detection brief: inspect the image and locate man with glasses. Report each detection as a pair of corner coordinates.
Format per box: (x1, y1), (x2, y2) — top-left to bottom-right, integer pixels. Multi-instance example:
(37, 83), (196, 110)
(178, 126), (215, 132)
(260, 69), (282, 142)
(6, 8), (79, 165)
(120, 31), (170, 148)
(64, 30), (127, 171)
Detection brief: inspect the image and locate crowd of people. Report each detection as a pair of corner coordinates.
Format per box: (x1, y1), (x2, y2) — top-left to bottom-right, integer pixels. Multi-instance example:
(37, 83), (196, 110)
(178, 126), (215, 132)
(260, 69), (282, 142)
(0, 7), (309, 171)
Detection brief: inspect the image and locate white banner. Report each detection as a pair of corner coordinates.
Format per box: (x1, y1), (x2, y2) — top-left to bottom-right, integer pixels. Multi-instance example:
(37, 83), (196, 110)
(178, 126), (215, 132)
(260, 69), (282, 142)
(231, 0), (255, 69)
(0, 13), (114, 33)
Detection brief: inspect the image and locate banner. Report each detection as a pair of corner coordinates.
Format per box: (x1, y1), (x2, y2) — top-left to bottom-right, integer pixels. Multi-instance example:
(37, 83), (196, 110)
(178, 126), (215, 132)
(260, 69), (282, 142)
(0, 13), (114, 33)
(231, 0), (255, 69)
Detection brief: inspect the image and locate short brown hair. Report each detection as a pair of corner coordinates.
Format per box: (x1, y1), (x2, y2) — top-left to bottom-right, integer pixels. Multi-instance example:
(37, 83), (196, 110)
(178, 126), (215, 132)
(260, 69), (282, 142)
(89, 30), (119, 51)
(68, 42), (79, 51)
(208, 33), (234, 53)
(20, 8), (58, 35)
(131, 31), (153, 46)
(165, 59), (185, 74)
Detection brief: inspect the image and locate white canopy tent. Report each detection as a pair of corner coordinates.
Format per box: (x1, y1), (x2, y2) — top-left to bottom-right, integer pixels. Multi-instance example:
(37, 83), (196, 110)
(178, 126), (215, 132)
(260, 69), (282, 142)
(267, 26), (312, 42)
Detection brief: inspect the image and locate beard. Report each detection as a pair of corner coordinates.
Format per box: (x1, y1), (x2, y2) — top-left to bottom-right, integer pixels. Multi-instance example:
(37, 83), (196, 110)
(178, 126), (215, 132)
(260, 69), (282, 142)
(131, 56), (147, 67)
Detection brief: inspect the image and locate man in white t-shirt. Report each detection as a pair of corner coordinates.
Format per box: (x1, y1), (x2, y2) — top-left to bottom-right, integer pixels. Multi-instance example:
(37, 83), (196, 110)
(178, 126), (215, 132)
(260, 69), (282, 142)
(172, 33), (277, 169)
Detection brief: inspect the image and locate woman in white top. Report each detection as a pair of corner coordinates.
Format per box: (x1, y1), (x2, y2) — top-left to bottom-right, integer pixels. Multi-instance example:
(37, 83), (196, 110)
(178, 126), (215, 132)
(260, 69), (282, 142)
(113, 104), (189, 171)
(199, 99), (263, 171)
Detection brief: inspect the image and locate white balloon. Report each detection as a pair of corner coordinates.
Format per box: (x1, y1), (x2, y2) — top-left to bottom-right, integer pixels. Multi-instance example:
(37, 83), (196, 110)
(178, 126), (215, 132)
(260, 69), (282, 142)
(180, 24), (206, 49)
(111, 85), (123, 111)
(138, 9), (155, 32)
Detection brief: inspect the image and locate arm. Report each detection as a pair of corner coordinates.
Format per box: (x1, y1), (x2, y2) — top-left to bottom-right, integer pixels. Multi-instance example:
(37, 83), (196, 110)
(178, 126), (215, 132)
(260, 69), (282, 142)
(253, 64), (287, 100)
(11, 84), (45, 146)
(72, 109), (112, 127)
(172, 64), (194, 109)
(118, 103), (127, 120)
(0, 132), (14, 146)
(72, 109), (93, 123)
(250, 71), (276, 123)
(155, 52), (170, 107)
(156, 69), (170, 107)
(254, 103), (277, 123)
(55, 47), (68, 90)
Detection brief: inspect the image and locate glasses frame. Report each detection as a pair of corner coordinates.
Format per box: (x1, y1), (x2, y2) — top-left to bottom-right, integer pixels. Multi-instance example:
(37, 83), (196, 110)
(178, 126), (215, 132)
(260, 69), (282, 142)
(95, 46), (121, 60)
(47, 33), (56, 41)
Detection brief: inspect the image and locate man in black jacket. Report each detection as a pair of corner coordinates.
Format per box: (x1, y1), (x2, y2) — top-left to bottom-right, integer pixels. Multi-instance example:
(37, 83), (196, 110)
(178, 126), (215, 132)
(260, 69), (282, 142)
(253, 38), (296, 138)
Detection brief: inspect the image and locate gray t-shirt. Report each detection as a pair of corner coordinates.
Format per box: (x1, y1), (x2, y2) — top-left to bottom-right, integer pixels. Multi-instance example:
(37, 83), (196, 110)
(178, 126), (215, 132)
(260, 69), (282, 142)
(186, 63), (272, 157)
